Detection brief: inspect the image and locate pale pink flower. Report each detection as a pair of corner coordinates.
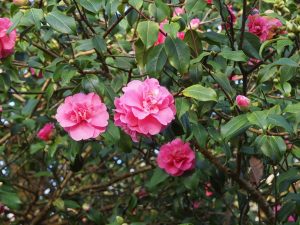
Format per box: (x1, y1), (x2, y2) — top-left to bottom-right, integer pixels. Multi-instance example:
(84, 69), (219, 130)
(13, 0), (28, 6)
(0, 18), (17, 59)
(157, 138), (195, 176)
(0, 105), (2, 112)
(236, 95), (251, 109)
(37, 123), (54, 141)
(56, 93), (109, 141)
(173, 7), (185, 17)
(114, 78), (176, 142)
(189, 18), (201, 30)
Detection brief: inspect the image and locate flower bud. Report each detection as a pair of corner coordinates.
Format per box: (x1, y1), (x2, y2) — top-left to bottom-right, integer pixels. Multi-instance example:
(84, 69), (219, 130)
(13, 0), (28, 6)
(236, 95), (251, 110)
(189, 18), (201, 30)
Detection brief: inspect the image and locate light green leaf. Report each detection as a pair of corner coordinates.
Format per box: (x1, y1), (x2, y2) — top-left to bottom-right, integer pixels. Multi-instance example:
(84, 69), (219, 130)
(182, 84), (217, 102)
(176, 98), (190, 118)
(137, 21), (159, 49)
(77, 0), (103, 13)
(219, 48), (248, 62)
(45, 11), (76, 34)
(221, 115), (250, 140)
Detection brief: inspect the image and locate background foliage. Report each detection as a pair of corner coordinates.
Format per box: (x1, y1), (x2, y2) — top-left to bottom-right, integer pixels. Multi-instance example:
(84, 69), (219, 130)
(0, 0), (300, 224)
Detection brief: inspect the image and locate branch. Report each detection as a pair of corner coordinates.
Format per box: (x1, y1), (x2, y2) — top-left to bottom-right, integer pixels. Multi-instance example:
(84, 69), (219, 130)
(195, 145), (275, 224)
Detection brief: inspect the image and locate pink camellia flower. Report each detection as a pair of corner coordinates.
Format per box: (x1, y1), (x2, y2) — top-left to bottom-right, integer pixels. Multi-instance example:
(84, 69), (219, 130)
(173, 7), (185, 17)
(0, 105), (2, 113)
(13, 0), (28, 6)
(37, 123), (55, 141)
(236, 95), (251, 110)
(206, 0), (212, 4)
(56, 93), (109, 141)
(193, 201), (201, 209)
(248, 57), (261, 66)
(248, 15), (284, 42)
(205, 183), (213, 197)
(157, 138), (195, 176)
(0, 18), (17, 59)
(177, 31), (185, 40)
(114, 78), (176, 142)
(189, 18), (201, 30)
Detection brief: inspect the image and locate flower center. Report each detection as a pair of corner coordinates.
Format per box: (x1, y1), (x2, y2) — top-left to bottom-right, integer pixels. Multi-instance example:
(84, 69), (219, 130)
(142, 89), (160, 113)
(70, 103), (93, 123)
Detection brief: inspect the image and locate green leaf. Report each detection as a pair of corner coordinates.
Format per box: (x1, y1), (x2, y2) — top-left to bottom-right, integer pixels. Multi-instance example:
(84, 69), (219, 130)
(240, 32), (261, 59)
(271, 58), (299, 67)
(255, 135), (286, 163)
(24, 8), (44, 29)
(8, 11), (24, 33)
(190, 52), (210, 64)
(219, 48), (248, 62)
(164, 37), (191, 74)
(176, 98), (190, 118)
(247, 111), (268, 130)
(102, 121), (120, 145)
(221, 115), (250, 140)
(185, 0), (206, 17)
(137, 21), (159, 49)
(0, 189), (21, 210)
(192, 123), (208, 148)
(81, 75), (103, 96)
(149, 0), (170, 22)
(182, 84), (217, 102)
(45, 11), (76, 34)
(129, 0), (143, 9)
(77, 0), (103, 13)
(145, 45), (167, 74)
(257, 65), (277, 83)
(284, 103), (300, 114)
(30, 143), (45, 154)
(184, 30), (203, 56)
(146, 168), (168, 189)
(211, 73), (236, 96)
(134, 39), (147, 68)
(267, 114), (293, 134)
(22, 99), (39, 116)
(92, 35), (107, 53)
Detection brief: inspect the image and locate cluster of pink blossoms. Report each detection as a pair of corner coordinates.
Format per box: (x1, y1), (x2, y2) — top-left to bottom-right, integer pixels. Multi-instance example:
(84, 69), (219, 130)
(248, 14), (284, 42)
(0, 18), (16, 59)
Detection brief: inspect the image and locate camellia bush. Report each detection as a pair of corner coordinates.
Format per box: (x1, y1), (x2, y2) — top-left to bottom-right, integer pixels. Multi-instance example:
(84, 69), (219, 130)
(0, 0), (300, 224)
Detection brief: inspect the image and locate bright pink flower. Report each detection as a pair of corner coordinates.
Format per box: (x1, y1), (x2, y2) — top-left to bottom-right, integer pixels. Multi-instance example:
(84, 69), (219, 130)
(56, 93), (109, 141)
(157, 138), (195, 176)
(206, 0), (212, 4)
(37, 123), (54, 141)
(236, 95), (251, 110)
(189, 18), (201, 30)
(0, 18), (17, 59)
(177, 32), (185, 40)
(114, 78), (176, 142)
(229, 74), (241, 81)
(173, 7), (185, 17)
